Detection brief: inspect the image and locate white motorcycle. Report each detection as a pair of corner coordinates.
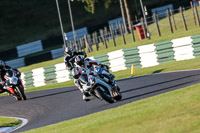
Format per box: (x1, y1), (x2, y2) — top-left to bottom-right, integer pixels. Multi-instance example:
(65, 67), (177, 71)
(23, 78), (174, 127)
(78, 70), (122, 103)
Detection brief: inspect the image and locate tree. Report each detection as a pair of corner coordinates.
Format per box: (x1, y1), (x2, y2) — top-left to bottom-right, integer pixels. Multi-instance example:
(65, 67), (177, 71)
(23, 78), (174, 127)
(123, 0), (134, 32)
(77, 0), (135, 32)
(77, 0), (116, 14)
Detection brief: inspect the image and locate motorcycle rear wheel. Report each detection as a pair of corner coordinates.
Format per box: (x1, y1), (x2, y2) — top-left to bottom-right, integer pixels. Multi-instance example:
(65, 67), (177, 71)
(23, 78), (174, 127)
(95, 87), (114, 103)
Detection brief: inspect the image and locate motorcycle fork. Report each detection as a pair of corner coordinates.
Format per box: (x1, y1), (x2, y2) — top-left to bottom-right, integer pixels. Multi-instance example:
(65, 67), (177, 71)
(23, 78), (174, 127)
(99, 86), (114, 98)
(90, 88), (101, 100)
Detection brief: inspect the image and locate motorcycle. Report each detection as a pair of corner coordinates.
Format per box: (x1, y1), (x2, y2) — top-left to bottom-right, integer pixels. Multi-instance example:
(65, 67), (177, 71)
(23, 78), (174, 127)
(4, 69), (26, 101)
(75, 55), (122, 94)
(78, 69), (122, 103)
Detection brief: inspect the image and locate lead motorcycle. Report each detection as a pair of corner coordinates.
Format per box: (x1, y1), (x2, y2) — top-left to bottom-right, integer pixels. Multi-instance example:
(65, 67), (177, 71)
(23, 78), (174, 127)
(74, 55), (122, 103)
(4, 69), (26, 101)
(78, 70), (122, 103)
(74, 55), (121, 89)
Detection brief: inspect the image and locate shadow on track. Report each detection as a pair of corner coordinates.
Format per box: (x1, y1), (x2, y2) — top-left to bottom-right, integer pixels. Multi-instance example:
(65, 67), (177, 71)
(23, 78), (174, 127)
(121, 74), (200, 94)
(28, 89), (77, 100)
(120, 79), (199, 102)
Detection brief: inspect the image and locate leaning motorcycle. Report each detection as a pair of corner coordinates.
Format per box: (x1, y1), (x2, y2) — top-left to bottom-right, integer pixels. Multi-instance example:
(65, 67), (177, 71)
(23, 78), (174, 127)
(4, 69), (26, 101)
(74, 55), (122, 102)
(79, 70), (122, 103)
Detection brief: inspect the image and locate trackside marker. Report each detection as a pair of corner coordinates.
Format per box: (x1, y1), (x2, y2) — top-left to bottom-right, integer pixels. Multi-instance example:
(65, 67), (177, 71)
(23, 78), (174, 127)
(131, 64), (135, 74)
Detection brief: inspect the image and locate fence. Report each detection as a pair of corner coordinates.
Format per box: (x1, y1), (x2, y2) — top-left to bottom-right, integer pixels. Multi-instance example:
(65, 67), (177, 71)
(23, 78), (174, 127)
(63, 2), (200, 54)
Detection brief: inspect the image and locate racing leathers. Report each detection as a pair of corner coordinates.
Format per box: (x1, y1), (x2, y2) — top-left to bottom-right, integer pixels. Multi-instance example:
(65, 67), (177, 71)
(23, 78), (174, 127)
(0, 65), (21, 94)
(64, 50), (87, 70)
(83, 58), (115, 84)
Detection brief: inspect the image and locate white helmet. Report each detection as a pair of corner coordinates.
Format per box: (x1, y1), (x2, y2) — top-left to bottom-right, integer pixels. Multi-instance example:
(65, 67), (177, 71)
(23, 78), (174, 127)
(65, 46), (73, 56)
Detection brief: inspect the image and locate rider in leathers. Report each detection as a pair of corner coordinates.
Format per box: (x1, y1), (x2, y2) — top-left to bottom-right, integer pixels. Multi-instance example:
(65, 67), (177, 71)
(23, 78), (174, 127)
(64, 46), (93, 101)
(0, 60), (20, 94)
(74, 55), (115, 84)
(64, 46), (87, 70)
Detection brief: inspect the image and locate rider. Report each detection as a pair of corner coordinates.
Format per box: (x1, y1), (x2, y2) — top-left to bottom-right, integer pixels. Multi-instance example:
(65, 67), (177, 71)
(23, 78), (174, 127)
(0, 60), (21, 94)
(74, 55), (115, 84)
(64, 46), (87, 70)
(72, 67), (93, 101)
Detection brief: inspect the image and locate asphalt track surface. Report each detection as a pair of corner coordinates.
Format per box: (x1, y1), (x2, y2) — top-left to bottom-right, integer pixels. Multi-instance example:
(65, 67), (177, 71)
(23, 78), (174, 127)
(0, 69), (200, 132)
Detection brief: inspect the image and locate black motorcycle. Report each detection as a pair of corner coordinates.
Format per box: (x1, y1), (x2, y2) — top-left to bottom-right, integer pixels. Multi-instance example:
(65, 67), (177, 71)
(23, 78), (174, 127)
(4, 69), (26, 101)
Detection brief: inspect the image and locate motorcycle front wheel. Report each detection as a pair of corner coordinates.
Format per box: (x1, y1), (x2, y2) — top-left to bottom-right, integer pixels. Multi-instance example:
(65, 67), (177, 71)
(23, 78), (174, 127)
(95, 86), (114, 104)
(15, 85), (27, 100)
(113, 86), (122, 101)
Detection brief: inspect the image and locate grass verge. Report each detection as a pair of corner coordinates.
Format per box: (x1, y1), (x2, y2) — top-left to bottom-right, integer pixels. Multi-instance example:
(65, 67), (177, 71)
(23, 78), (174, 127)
(0, 117), (22, 128)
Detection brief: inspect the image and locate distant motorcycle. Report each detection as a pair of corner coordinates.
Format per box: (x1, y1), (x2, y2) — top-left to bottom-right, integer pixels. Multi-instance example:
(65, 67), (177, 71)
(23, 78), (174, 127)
(78, 71), (122, 103)
(4, 69), (26, 101)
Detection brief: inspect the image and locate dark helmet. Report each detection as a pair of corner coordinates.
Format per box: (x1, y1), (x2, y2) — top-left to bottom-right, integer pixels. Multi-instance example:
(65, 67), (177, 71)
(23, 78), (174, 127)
(75, 55), (84, 66)
(65, 46), (73, 56)
(72, 67), (82, 79)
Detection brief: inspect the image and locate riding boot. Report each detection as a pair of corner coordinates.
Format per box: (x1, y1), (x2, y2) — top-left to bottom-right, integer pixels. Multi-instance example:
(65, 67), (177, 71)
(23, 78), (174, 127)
(79, 88), (94, 102)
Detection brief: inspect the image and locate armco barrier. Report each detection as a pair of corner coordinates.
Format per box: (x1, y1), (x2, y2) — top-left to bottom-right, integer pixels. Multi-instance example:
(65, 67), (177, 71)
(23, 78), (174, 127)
(93, 54), (110, 66)
(17, 40), (43, 57)
(21, 35), (200, 89)
(107, 50), (127, 72)
(138, 44), (159, 68)
(192, 35), (200, 57)
(6, 58), (25, 69)
(172, 36), (195, 61)
(154, 40), (175, 64)
(51, 48), (64, 59)
(123, 47), (141, 69)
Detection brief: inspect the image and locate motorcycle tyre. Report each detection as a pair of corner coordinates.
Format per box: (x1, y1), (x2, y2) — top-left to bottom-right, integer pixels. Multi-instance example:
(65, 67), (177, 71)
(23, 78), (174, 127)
(95, 87), (114, 104)
(15, 85), (27, 100)
(114, 86), (122, 101)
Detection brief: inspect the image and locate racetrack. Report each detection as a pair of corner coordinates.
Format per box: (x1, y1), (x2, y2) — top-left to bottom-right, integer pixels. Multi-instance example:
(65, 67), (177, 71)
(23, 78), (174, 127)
(0, 69), (200, 132)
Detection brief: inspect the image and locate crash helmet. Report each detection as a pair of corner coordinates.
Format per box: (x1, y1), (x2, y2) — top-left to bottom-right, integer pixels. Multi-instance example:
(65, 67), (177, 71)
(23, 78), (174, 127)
(65, 46), (73, 56)
(72, 67), (82, 79)
(75, 55), (84, 67)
